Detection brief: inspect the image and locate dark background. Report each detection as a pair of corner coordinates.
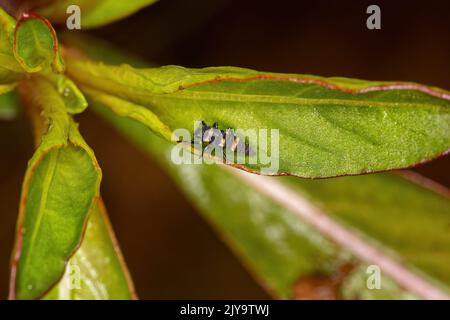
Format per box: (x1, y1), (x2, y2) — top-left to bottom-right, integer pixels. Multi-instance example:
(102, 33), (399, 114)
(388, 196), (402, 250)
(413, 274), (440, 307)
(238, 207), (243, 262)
(0, 0), (449, 299)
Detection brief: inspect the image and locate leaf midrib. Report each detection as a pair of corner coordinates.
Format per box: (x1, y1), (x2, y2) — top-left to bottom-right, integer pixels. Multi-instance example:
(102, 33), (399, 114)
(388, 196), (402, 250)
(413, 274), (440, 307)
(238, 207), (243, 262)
(29, 21), (49, 67)
(23, 149), (60, 273)
(116, 89), (448, 110)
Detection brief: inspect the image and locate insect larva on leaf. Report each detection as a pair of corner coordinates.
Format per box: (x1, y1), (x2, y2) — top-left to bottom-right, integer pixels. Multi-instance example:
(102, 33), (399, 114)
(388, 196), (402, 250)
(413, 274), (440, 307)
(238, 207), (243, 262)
(179, 121), (255, 160)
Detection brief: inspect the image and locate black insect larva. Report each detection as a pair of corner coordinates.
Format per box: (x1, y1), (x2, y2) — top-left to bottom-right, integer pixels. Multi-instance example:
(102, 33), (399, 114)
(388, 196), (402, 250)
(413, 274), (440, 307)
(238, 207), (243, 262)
(187, 121), (254, 159)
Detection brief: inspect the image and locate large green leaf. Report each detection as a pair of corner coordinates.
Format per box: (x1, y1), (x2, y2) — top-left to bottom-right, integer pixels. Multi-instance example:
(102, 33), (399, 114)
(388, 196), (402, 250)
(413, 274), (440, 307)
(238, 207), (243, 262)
(65, 34), (450, 299)
(39, 0), (158, 29)
(93, 101), (450, 299)
(13, 13), (64, 73)
(65, 55), (450, 178)
(44, 200), (136, 300)
(9, 78), (101, 300)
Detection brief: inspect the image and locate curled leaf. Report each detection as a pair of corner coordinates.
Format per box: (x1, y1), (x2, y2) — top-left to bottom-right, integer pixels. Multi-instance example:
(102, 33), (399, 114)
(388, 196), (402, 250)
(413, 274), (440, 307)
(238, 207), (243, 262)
(46, 74), (88, 114)
(13, 13), (65, 73)
(10, 77), (101, 300)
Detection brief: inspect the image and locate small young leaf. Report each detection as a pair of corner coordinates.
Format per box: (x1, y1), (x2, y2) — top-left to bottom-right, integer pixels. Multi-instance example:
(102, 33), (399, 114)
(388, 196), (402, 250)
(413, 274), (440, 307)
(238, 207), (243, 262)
(10, 78), (101, 300)
(66, 56), (450, 178)
(46, 74), (88, 114)
(13, 13), (65, 73)
(43, 200), (136, 300)
(39, 0), (158, 29)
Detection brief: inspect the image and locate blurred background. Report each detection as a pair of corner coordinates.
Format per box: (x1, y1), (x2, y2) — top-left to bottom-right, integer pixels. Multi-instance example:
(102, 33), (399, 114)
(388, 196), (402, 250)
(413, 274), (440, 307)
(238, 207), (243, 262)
(1, 0), (449, 299)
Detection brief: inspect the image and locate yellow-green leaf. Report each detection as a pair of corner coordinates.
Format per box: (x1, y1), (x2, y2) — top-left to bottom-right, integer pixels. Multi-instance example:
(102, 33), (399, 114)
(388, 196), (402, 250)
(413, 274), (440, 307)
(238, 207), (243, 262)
(0, 8), (25, 82)
(44, 200), (136, 300)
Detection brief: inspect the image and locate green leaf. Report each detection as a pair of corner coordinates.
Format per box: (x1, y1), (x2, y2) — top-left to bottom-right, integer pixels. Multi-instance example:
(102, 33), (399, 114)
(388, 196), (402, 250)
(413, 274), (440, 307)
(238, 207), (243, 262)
(0, 90), (19, 120)
(45, 74), (88, 114)
(39, 0), (158, 29)
(10, 77), (101, 300)
(0, 8), (25, 83)
(44, 200), (136, 300)
(70, 36), (450, 299)
(13, 13), (65, 73)
(82, 86), (171, 140)
(92, 101), (450, 299)
(66, 56), (450, 178)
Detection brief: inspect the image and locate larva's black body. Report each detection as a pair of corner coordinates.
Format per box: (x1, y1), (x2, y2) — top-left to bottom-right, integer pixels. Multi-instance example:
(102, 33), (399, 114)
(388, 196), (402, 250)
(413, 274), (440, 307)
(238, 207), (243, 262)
(189, 121), (254, 159)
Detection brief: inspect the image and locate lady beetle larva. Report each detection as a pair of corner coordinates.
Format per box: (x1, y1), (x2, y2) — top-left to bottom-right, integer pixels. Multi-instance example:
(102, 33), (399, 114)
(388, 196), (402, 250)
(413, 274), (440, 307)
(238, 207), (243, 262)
(185, 121), (254, 159)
